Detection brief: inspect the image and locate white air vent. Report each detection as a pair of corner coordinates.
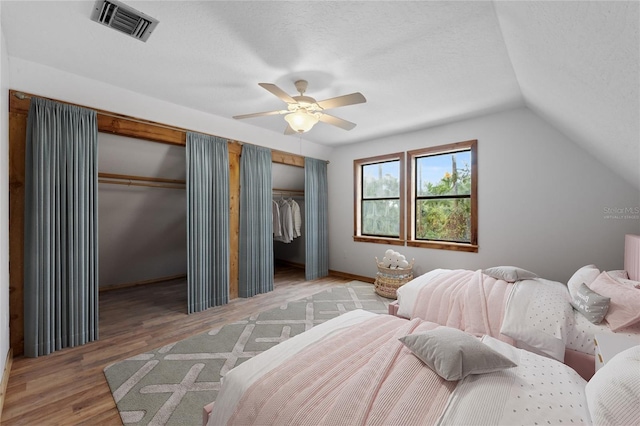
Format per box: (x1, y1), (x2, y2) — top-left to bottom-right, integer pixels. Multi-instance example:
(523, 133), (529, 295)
(91, 0), (158, 42)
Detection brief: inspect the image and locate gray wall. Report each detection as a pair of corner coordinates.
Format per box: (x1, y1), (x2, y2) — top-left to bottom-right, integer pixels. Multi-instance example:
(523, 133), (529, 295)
(328, 107), (640, 283)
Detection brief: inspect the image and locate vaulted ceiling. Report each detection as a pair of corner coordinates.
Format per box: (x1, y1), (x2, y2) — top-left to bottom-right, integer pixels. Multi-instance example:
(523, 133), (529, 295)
(2, 1), (638, 189)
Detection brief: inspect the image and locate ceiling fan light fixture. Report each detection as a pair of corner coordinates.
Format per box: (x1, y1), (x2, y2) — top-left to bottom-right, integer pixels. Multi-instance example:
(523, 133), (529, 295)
(285, 110), (319, 133)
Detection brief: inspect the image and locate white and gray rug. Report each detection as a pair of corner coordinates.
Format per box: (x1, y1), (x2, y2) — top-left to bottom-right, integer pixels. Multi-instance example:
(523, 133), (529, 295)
(103, 281), (390, 425)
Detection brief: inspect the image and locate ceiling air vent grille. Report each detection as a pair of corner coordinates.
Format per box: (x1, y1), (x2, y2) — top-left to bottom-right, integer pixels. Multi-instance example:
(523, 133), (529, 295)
(90, 0), (158, 42)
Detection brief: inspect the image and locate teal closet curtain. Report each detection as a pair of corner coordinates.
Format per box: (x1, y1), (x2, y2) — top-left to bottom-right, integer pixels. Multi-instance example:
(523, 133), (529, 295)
(24, 97), (99, 357)
(186, 132), (230, 313)
(305, 158), (329, 280)
(239, 144), (273, 297)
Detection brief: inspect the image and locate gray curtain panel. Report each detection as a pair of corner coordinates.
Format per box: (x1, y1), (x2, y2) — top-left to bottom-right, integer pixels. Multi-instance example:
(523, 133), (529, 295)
(186, 132), (230, 313)
(239, 144), (274, 297)
(24, 97), (99, 357)
(305, 158), (329, 280)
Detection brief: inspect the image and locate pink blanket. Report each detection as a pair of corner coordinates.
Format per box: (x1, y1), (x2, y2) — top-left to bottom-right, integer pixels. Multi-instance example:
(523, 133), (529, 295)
(227, 315), (456, 426)
(411, 269), (514, 345)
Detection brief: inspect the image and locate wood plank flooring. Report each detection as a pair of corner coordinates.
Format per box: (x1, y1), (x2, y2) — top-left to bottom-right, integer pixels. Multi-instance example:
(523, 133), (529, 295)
(2, 267), (353, 425)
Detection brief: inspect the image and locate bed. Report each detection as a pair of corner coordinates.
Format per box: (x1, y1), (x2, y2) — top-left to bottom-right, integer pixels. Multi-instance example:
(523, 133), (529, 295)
(205, 309), (639, 426)
(392, 266), (640, 380)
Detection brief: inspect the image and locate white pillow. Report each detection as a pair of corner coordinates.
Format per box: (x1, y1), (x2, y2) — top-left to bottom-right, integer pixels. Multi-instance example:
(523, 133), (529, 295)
(482, 266), (538, 283)
(586, 345), (640, 426)
(567, 264), (600, 300)
(399, 327), (516, 381)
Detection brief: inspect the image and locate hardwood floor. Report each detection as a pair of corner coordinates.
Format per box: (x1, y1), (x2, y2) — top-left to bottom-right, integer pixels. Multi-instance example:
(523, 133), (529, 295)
(2, 267), (353, 425)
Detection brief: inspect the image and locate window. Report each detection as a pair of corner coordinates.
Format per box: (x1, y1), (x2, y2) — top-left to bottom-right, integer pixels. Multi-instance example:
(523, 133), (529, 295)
(408, 140), (477, 252)
(353, 152), (405, 245)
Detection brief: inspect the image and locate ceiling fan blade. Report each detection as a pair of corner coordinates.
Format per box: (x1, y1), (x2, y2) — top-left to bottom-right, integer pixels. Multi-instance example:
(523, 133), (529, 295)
(284, 124), (297, 135)
(318, 113), (357, 131)
(316, 92), (366, 111)
(233, 110), (287, 120)
(258, 83), (297, 104)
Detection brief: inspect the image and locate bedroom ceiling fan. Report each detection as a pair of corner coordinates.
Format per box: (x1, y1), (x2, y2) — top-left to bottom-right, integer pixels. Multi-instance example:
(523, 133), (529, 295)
(233, 80), (366, 134)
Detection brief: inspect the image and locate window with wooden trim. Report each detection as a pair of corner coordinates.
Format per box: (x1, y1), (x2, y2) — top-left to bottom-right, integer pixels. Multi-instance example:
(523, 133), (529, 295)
(353, 152), (405, 245)
(407, 140), (477, 252)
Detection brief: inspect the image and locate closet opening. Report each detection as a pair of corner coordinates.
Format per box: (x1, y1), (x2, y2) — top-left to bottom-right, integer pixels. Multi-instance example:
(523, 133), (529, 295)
(98, 133), (188, 317)
(272, 163), (306, 282)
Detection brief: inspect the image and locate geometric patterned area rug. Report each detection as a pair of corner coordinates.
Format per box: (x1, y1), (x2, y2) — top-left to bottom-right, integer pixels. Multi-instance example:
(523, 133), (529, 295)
(103, 281), (390, 426)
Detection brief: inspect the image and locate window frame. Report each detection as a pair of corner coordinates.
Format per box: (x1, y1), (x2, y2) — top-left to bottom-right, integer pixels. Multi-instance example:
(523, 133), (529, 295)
(353, 152), (405, 246)
(407, 140), (478, 252)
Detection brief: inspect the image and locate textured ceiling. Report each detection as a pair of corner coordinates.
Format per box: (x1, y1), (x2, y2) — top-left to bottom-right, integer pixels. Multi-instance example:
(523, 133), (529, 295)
(1, 1), (639, 188)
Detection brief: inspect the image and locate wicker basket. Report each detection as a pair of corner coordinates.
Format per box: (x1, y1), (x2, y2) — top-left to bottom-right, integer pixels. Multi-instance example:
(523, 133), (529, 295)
(374, 257), (414, 299)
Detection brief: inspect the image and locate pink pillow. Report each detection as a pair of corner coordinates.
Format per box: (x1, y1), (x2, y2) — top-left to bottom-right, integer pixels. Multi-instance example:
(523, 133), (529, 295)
(588, 272), (640, 331)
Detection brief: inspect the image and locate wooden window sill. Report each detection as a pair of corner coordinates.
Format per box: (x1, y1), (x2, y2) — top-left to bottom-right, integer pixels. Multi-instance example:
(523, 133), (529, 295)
(406, 240), (478, 252)
(353, 236), (405, 246)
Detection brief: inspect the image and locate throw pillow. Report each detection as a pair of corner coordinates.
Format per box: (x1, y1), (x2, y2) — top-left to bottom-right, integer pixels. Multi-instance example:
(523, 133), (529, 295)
(399, 327), (517, 381)
(482, 266), (538, 283)
(570, 283), (610, 324)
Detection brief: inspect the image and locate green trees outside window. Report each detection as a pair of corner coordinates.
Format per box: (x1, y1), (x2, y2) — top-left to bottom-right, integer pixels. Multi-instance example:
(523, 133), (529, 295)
(415, 151), (471, 242)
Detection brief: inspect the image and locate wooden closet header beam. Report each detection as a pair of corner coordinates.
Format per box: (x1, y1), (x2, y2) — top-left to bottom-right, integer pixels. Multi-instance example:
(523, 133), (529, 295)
(9, 90), (306, 167)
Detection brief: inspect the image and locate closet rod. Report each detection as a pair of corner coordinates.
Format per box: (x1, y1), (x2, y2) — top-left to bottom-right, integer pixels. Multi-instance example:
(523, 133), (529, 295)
(99, 179), (185, 190)
(98, 172), (185, 185)
(273, 188), (305, 196)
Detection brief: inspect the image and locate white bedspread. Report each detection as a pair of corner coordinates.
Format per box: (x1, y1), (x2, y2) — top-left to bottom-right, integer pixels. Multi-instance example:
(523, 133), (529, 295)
(438, 335), (591, 426)
(207, 309), (377, 426)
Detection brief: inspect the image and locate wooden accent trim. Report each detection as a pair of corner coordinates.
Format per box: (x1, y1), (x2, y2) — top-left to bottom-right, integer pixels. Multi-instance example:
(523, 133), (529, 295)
(99, 274), (187, 293)
(11, 90), (187, 146)
(271, 149), (305, 168)
(229, 148), (240, 299)
(0, 348), (13, 422)
(329, 269), (375, 284)
(9, 112), (26, 355)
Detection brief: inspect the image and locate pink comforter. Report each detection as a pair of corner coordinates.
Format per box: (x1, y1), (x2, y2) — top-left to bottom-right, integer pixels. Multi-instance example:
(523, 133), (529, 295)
(411, 269), (514, 345)
(227, 315), (457, 426)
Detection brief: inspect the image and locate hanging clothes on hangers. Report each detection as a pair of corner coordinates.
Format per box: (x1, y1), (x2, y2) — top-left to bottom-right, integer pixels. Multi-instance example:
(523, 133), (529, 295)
(288, 198), (302, 238)
(274, 197), (294, 243)
(272, 199), (282, 237)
